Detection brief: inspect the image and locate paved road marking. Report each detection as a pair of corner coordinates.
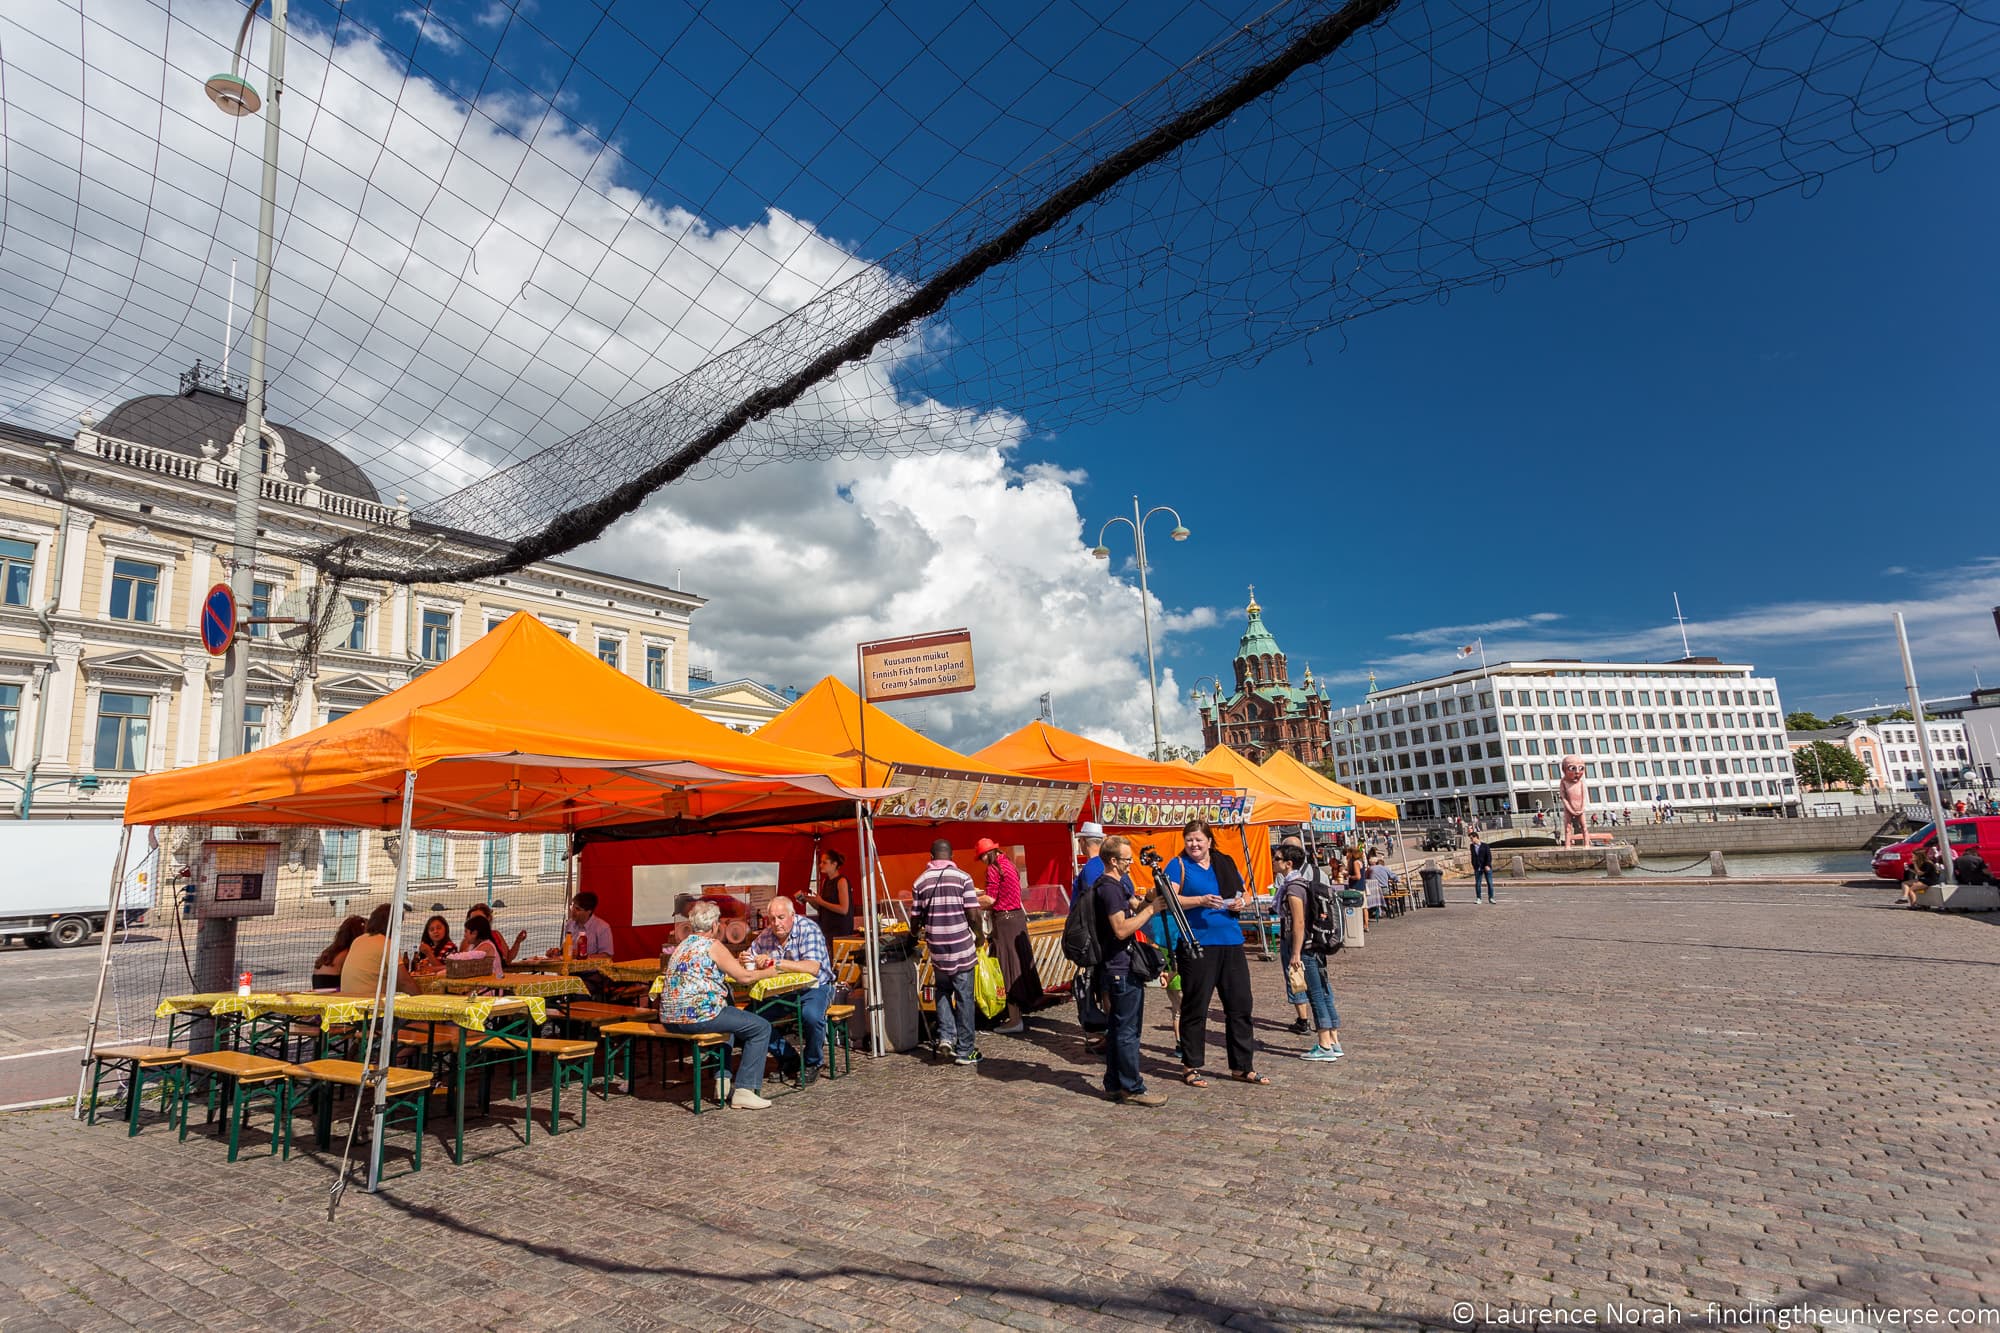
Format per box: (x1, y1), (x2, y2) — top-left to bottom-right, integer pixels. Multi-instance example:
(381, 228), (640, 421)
(0, 1045), (84, 1062)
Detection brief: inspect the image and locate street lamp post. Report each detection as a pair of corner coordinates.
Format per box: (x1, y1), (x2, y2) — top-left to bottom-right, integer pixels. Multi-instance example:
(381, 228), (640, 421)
(197, 0), (289, 1010)
(1093, 496), (1189, 762)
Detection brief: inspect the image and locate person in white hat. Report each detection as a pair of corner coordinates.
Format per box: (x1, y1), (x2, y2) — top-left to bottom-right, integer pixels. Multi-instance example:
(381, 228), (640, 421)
(1068, 823), (1110, 1051)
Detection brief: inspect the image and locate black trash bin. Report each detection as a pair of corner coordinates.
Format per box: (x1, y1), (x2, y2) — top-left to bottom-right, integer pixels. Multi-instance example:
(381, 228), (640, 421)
(875, 954), (924, 1052)
(1420, 863), (1445, 908)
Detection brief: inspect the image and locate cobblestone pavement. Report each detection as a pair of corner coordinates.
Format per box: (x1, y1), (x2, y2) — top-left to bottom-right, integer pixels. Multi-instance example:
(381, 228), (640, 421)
(4, 881), (1997, 1332)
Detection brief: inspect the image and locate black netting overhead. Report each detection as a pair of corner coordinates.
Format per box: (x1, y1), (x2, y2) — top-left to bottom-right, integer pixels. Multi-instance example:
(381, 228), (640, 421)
(4, 0), (1996, 583)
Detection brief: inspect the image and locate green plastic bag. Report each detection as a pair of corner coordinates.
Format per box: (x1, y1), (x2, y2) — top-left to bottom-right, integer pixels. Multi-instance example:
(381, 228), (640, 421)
(973, 946), (1006, 1018)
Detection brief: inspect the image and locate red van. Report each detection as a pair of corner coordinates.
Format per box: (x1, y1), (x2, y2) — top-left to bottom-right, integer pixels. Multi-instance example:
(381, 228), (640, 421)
(1872, 815), (2000, 881)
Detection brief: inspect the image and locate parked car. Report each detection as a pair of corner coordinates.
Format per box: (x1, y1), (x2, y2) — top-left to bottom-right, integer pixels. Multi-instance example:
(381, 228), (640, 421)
(1872, 815), (2000, 882)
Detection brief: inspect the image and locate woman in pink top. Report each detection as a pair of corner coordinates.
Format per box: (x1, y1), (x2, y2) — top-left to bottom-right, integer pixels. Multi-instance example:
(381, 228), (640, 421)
(975, 838), (1043, 1034)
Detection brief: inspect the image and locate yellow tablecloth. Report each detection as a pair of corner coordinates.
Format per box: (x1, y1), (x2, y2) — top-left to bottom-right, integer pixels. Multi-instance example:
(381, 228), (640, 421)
(159, 991), (540, 1032)
(597, 959), (662, 984)
(413, 973), (588, 999)
(505, 955), (614, 975)
(155, 992), (242, 1017)
(646, 970), (816, 1003)
(389, 994), (546, 1032)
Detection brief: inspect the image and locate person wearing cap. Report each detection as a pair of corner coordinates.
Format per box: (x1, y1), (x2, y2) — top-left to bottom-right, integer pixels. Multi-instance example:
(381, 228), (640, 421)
(1068, 823), (1110, 1051)
(975, 838), (1043, 1035)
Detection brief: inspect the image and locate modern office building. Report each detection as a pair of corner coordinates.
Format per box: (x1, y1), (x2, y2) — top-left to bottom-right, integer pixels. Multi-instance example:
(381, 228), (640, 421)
(1327, 657), (1797, 820)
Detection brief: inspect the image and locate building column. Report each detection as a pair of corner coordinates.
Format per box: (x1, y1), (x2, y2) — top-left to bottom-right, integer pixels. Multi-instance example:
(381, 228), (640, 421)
(388, 586), (410, 658)
(184, 540), (215, 629)
(40, 639), (84, 768)
(55, 512), (95, 615)
(176, 653), (209, 766)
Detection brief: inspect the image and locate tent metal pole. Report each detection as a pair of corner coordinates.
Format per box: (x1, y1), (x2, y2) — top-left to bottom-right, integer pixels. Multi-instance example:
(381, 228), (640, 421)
(73, 825), (135, 1119)
(366, 770), (417, 1192)
(858, 802), (887, 1055)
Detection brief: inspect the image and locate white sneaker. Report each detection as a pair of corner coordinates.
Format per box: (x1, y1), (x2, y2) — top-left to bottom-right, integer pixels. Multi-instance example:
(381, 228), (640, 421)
(729, 1087), (771, 1110)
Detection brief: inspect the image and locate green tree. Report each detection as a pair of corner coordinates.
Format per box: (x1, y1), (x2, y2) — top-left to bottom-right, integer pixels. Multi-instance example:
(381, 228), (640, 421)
(1785, 711), (1828, 731)
(1794, 740), (1867, 791)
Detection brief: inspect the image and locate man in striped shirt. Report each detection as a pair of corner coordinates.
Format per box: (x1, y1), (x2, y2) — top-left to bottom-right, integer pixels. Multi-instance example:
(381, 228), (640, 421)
(911, 839), (983, 1065)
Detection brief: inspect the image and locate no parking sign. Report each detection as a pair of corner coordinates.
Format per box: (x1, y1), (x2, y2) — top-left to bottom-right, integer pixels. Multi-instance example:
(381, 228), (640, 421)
(200, 583), (235, 656)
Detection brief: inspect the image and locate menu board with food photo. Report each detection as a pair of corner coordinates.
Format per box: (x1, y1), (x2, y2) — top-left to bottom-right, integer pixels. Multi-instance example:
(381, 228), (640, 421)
(1098, 783), (1249, 828)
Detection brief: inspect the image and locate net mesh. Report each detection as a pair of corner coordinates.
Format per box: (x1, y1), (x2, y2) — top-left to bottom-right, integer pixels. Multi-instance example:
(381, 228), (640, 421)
(2, 0), (1995, 584)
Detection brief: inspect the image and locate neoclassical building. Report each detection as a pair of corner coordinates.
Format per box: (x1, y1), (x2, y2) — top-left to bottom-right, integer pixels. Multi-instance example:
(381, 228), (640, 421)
(1194, 590), (1333, 765)
(0, 366), (781, 897)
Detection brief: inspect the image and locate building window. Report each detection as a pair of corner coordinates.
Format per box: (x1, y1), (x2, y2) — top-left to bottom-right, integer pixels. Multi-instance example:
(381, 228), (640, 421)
(0, 537), (33, 606)
(421, 609), (452, 662)
(541, 833), (570, 877)
(321, 830), (361, 885)
(480, 836), (513, 880)
(249, 580), (276, 637)
(0, 682), (18, 765)
(93, 693), (151, 770)
(412, 833), (449, 880)
(486, 615), (508, 636)
(108, 559), (160, 622)
(345, 597), (370, 652)
(242, 703), (267, 753)
(597, 636), (621, 669)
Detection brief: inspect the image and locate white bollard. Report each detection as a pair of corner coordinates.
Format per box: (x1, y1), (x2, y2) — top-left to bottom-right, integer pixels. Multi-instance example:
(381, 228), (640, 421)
(1710, 850), (1728, 877)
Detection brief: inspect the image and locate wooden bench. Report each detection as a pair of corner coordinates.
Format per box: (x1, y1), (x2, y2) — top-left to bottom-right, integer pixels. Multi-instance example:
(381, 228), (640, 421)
(465, 1036), (597, 1133)
(178, 1051), (299, 1161)
(292, 1059), (435, 1175)
(87, 1045), (186, 1137)
(824, 1004), (855, 1078)
(598, 1021), (731, 1114)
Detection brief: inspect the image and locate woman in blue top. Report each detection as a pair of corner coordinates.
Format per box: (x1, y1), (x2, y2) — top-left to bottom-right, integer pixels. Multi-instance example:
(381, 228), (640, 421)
(1163, 818), (1264, 1087)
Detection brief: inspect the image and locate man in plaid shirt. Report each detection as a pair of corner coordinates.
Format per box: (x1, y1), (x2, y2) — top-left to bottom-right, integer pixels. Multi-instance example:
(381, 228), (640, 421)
(748, 896), (834, 1086)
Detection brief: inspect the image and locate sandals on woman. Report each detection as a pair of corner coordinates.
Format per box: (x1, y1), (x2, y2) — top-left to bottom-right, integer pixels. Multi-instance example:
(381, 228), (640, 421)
(1181, 1069), (1209, 1088)
(1230, 1070), (1270, 1086)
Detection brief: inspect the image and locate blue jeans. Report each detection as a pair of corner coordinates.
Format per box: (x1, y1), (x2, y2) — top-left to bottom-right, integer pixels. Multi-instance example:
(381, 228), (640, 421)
(1101, 969), (1147, 1095)
(665, 1005), (771, 1092)
(934, 968), (977, 1058)
(771, 983), (831, 1071)
(1473, 867), (1495, 899)
(1301, 953), (1339, 1032)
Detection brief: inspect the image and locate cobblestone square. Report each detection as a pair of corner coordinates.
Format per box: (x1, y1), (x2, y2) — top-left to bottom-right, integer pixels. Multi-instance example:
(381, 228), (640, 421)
(4, 880), (1996, 1331)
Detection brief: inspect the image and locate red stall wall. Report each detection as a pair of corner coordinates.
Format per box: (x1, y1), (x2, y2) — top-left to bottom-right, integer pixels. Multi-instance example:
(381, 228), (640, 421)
(581, 821), (1082, 952)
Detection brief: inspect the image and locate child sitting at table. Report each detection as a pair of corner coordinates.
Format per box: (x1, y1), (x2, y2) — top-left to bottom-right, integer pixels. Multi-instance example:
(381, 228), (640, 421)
(456, 916), (505, 977)
(414, 915), (456, 972)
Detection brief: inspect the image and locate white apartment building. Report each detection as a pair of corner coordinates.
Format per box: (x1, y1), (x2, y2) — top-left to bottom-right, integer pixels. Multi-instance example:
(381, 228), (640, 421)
(1329, 658), (1797, 820)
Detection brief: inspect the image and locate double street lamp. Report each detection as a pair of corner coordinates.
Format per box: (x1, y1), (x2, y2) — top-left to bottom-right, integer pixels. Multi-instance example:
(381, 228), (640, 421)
(1092, 497), (1189, 762)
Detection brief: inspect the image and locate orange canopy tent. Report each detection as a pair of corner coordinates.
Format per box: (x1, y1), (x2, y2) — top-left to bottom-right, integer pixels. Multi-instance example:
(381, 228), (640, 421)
(122, 613), (890, 832)
(1196, 745), (1312, 825)
(972, 721), (1235, 793)
(1258, 750), (1400, 822)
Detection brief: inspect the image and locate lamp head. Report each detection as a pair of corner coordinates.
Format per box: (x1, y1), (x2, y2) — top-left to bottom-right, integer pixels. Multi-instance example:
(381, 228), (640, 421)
(1091, 545), (1110, 560)
(1169, 525), (1190, 542)
(205, 72), (261, 117)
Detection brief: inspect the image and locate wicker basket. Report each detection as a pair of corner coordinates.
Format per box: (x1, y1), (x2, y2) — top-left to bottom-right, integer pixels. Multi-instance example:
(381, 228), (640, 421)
(445, 953), (495, 980)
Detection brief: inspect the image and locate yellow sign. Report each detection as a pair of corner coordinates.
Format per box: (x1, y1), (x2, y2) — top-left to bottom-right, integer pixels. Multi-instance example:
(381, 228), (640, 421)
(858, 629), (976, 702)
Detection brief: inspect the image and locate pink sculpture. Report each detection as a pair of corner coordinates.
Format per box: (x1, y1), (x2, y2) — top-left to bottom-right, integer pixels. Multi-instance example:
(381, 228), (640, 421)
(1558, 754), (1589, 847)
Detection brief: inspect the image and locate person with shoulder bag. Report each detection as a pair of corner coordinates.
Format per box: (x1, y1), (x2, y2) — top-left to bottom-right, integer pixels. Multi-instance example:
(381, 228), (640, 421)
(1278, 843), (1343, 1062)
(1163, 818), (1264, 1088)
(1092, 835), (1168, 1107)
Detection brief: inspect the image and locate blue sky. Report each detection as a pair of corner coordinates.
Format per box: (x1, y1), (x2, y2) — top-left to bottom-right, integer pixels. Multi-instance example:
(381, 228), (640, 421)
(1056, 121), (2000, 716)
(349, 0), (2000, 716)
(10, 0), (1996, 745)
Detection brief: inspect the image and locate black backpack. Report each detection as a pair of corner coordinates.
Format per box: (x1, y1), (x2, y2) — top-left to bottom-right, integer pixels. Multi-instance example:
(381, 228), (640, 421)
(1301, 865), (1343, 955)
(1062, 875), (1104, 969)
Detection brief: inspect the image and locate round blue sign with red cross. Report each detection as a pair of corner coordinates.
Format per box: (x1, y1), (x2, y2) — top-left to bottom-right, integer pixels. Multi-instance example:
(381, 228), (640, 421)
(200, 583), (236, 656)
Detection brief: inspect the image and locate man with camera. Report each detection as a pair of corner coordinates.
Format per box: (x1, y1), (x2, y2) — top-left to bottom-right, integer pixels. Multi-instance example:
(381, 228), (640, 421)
(1091, 835), (1169, 1107)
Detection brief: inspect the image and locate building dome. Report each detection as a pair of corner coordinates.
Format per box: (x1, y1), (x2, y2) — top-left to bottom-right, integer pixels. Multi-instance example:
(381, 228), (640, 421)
(95, 368), (380, 503)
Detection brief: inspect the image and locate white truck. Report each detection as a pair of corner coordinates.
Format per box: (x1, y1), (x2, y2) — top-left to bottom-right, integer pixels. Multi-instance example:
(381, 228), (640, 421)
(0, 821), (154, 948)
